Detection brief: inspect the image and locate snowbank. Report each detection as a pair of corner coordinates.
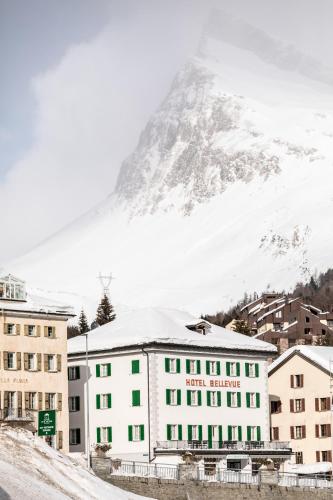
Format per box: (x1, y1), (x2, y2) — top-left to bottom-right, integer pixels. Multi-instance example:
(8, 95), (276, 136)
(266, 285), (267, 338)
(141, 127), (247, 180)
(0, 426), (154, 500)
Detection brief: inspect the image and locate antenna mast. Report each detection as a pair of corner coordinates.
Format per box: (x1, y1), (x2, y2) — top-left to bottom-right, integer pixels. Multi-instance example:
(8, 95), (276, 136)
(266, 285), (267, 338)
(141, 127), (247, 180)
(98, 273), (114, 298)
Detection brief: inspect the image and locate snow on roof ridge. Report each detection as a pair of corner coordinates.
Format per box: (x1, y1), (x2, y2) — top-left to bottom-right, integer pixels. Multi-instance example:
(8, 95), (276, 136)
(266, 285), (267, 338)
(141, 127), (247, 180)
(268, 345), (333, 375)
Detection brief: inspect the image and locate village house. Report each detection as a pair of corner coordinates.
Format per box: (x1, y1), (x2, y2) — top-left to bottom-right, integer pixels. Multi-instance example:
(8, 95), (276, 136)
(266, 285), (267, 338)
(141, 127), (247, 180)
(0, 274), (74, 451)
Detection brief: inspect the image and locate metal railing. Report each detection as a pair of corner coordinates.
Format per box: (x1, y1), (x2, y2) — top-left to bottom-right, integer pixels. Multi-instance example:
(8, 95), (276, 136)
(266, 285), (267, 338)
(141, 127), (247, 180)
(110, 460), (179, 480)
(155, 440), (291, 451)
(0, 408), (35, 421)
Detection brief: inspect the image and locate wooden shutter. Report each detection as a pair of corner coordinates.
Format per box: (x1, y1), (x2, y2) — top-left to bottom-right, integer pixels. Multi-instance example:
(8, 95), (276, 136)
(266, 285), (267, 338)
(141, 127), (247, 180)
(315, 424), (319, 438)
(176, 358), (181, 373)
(178, 424), (182, 440)
(107, 427), (112, 443)
(227, 392), (231, 407)
(96, 364), (100, 377)
(188, 425), (192, 441)
(226, 362), (230, 376)
(167, 424), (172, 440)
(16, 352), (21, 370)
(217, 391), (221, 407)
(326, 397), (331, 410)
(107, 393), (112, 408)
(57, 355), (61, 372)
(17, 391), (22, 409)
(328, 451), (332, 463)
(237, 392), (241, 407)
(236, 363), (240, 377)
(177, 389), (181, 405)
(290, 426), (294, 439)
(245, 363), (249, 377)
(24, 353), (28, 371)
(3, 352), (8, 370)
(38, 392), (43, 410)
(290, 399), (294, 413)
(25, 392), (29, 409)
(44, 326), (48, 337)
(36, 325), (41, 337)
(57, 431), (63, 450)
(302, 425), (306, 438)
(75, 396), (80, 411)
(273, 427), (279, 440)
(132, 390), (140, 406)
(238, 426), (242, 441)
(208, 425), (212, 448)
(217, 361), (221, 375)
(4, 392), (8, 408)
(45, 393), (50, 410)
(290, 375), (294, 388)
(196, 360), (201, 374)
(316, 451), (320, 462)
(206, 360), (210, 375)
(128, 426), (132, 442)
(247, 426), (251, 441)
(198, 391), (202, 406)
(300, 375), (304, 387)
(207, 391), (211, 407)
(24, 325), (28, 336)
(255, 363), (259, 377)
(44, 354), (48, 372)
(96, 394), (100, 409)
(187, 390), (191, 406)
(75, 366), (80, 379)
(257, 427), (261, 441)
(256, 393), (260, 408)
(327, 424), (331, 437)
(166, 389), (171, 405)
(16, 324), (21, 335)
(246, 393), (250, 408)
(140, 425), (144, 441)
(107, 363), (111, 376)
(301, 399), (305, 412)
(165, 358), (170, 373)
(186, 359), (190, 374)
(97, 427), (101, 443)
(37, 353), (42, 371)
(57, 393), (62, 411)
(198, 425), (202, 441)
(227, 426), (232, 441)
(218, 426), (223, 447)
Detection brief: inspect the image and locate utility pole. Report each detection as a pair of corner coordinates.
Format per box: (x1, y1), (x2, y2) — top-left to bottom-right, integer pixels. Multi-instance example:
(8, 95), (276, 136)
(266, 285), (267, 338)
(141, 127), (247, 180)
(98, 273), (114, 298)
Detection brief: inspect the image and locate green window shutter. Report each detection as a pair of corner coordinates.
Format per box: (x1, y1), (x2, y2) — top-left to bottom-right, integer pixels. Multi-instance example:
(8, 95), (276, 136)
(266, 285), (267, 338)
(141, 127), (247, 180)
(255, 363), (259, 377)
(207, 391), (211, 407)
(257, 426), (261, 441)
(206, 360), (210, 375)
(132, 360), (139, 374)
(247, 426), (251, 441)
(228, 426), (232, 440)
(218, 425), (223, 447)
(108, 427), (112, 442)
(226, 362), (230, 376)
(96, 364), (100, 378)
(107, 363), (112, 376)
(198, 425), (202, 441)
(238, 426), (242, 441)
(187, 390), (191, 406)
(132, 390), (140, 406)
(198, 391), (202, 406)
(177, 389), (181, 405)
(166, 389), (171, 405)
(165, 358), (170, 373)
(246, 393), (250, 408)
(186, 359), (190, 374)
(236, 363), (240, 377)
(108, 393), (112, 408)
(128, 425), (133, 441)
(167, 424), (172, 440)
(97, 427), (101, 443)
(96, 394), (100, 409)
(140, 425), (144, 441)
(245, 363), (249, 377)
(208, 425), (212, 448)
(217, 392), (221, 407)
(227, 392), (231, 407)
(188, 425), (192, 441)
(197, 360), (201, 374)
(217, 361), (221, 376)
(237, 392), (241, 407)
(176, 359), (181, 373)
(178, 425), (183, 440)
(256, 393), (260, 408)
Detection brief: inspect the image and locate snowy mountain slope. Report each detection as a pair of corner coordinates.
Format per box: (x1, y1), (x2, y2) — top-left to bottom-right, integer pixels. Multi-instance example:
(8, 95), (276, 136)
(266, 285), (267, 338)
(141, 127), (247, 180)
(8, 15), (333, 317)
(0, 427), (153, 500)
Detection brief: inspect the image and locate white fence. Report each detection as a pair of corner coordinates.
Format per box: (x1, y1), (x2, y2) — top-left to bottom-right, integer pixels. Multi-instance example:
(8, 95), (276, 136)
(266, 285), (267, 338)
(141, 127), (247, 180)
(110, 460), (333, 489)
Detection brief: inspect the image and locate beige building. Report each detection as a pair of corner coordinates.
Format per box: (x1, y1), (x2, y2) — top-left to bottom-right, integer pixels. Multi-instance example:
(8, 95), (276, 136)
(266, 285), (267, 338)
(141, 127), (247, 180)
(268, 345), (333, 465)
(0, 274), (74, 452)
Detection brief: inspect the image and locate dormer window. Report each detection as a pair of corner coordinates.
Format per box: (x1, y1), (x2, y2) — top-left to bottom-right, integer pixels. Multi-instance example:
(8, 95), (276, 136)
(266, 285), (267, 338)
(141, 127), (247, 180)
(0, 274), (26, 301)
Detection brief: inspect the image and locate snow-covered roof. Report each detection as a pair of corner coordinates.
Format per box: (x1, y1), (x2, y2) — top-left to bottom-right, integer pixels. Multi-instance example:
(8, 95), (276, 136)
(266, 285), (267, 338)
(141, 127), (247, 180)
(285, 462), (332, 474)
(282, 320), (298, 331)
(0, 293), (74, 317)
(68, 307), (277, 355)
(268, 345), (333, 375)
(257, 303), (285, 322)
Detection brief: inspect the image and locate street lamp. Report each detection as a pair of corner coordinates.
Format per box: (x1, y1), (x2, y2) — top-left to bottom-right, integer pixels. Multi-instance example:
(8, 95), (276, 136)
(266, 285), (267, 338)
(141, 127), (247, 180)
(80, 332), (91, 469)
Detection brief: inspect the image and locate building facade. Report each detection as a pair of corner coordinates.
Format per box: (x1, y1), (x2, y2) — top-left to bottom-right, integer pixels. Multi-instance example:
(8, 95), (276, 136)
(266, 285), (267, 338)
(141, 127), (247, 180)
(269, 345), (333, 465)
(0, 274), (74, 452)
(68, 308), (291, 469)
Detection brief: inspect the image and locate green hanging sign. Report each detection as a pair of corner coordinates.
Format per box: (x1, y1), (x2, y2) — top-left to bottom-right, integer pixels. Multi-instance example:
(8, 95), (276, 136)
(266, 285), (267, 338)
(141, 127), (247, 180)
(38, 410), (56, 436)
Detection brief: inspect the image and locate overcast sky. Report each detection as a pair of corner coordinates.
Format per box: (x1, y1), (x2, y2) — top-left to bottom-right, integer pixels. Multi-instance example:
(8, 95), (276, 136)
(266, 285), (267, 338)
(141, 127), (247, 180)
(0, 0), (332, 263)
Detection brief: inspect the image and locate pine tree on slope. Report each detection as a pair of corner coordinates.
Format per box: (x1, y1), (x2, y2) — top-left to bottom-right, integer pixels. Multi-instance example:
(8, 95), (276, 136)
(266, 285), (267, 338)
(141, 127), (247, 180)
(78, 309), (90, 334)
(96, 294), (116, 326)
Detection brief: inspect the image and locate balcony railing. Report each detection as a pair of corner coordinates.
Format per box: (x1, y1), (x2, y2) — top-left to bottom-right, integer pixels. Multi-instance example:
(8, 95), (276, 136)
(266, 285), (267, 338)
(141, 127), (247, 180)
(155, 440), (291, 451)
(0, 408), (35, 421)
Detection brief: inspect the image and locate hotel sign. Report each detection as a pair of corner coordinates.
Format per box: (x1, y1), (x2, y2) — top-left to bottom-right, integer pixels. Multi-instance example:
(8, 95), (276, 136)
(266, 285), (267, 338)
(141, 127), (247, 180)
(38, 410), (56, 436)
(186, 378), (240, 388)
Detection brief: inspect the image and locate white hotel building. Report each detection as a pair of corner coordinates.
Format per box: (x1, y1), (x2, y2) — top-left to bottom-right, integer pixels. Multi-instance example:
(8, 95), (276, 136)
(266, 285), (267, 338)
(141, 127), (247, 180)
(68, 308), (291, 469)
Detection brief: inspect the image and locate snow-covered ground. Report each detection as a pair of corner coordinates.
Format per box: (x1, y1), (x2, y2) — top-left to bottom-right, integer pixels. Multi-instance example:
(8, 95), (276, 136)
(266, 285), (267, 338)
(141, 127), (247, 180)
(0, 426), (153, 500)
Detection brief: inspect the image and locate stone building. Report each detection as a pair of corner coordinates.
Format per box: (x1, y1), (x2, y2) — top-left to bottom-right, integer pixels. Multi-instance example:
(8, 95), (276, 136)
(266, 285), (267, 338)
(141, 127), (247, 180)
(0, 274), (74, 451)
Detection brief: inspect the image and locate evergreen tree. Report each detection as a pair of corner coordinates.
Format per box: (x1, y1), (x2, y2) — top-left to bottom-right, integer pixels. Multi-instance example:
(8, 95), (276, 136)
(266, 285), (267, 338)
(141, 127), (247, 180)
(78, 309), (90, 334)
(96, 294), (116, 326)
(233, 319), (251, 336)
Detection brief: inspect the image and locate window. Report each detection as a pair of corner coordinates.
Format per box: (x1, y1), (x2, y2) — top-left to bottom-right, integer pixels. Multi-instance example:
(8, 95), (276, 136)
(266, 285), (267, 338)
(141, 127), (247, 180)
(295, 452), (303, 464)
(294, 399), (304, 412)
(226, 362), (240, 377)
(247, 426), (261, 441)
(96, 363), (111, 377)
(132, 390), (141, 407)
(228, 425), (241, 441)
(227, 392), (241, 408)
(48, 393), (56, 410)
(28, 353), (35, 371)
(245, 363), (259, 378)
(6, 324), (15, 335)
(46, 326), (55, 338)
(165, 358), (180, 374)
(207, 391), (221, 407)
(166, 389), (181, 406)
(97, 393), (112, 409)
(187, 390), (201, 406)
(291, 426), (306, 439)
(206, 360), (220, 375)
(291, 374), (304, 388)
(47, 355), (56, 371)
(167, 424), (178, 441)
(132, 360), (140, 374)
(128, 425), (144, 441)
(188, 425), (202, 441)
(27, 392), (37, 410)
(271, 427), (279, 441)
(246, 392), (260, 408)
(97, 426), (112, 443)
(69, 396), (80, 412)
(7, 352), (15, 369)
(69, 429), (81, 445)
(275, 311), (282, 318)
(271, 400), (281, 414)
(28, 325), (36, 336)
(304, 328), (311, 335)
(186, 359), (201, 375)
(316, 424), (331, 438)
(320, 451), (332, 462)
(317, 397), (330, 411)
(295, 426), (302, 439)
(68, 366), (80, 380)
(8, 392), (16, 409)
(305, 316), (310, 323)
